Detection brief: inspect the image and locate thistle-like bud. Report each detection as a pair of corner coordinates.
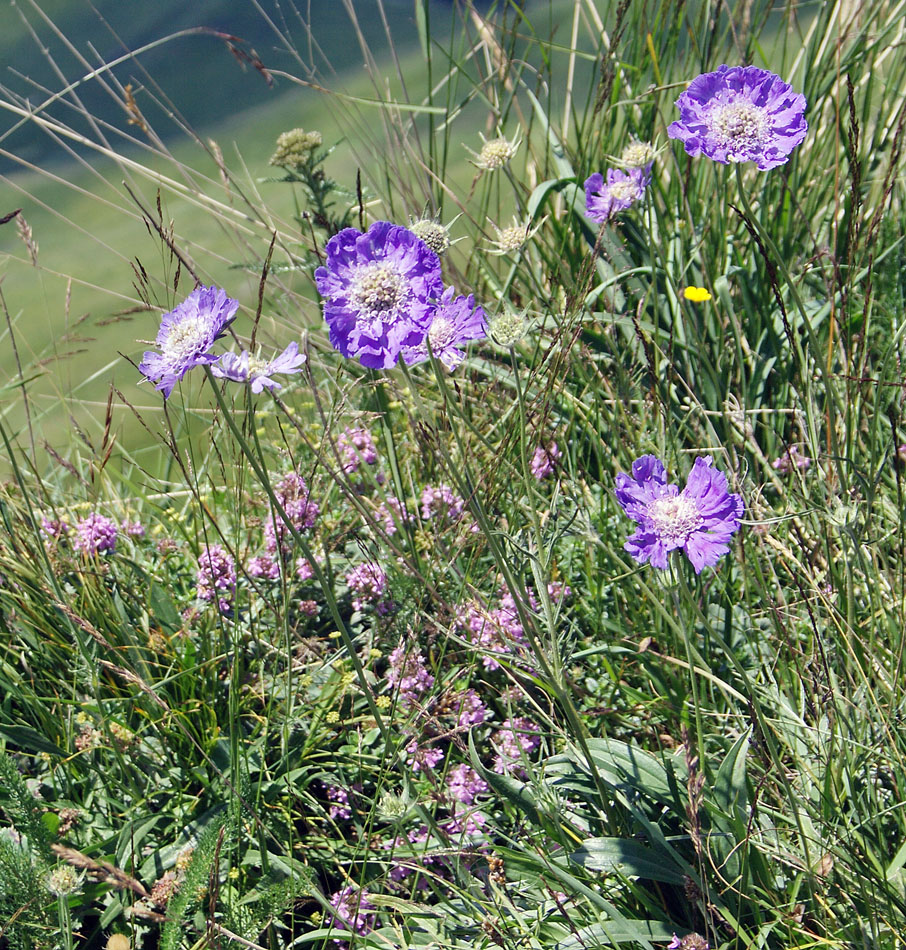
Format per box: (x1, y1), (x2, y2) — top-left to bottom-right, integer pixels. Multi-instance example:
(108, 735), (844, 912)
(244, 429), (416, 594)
(269, 129), (323, 169)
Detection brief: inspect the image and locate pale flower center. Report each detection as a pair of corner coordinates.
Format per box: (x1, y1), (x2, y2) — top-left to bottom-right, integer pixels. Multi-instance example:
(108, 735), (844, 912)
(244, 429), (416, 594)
(477, 137), (517, 170)
(163, 317), (209, 363)
(350, 263), (406, 317)
(708, 101), (770, 155)
(647, 494), (703, 542)
(247, 354), (269, 378)
(428, 317), (456, 351)
(608, 179), (639, 201)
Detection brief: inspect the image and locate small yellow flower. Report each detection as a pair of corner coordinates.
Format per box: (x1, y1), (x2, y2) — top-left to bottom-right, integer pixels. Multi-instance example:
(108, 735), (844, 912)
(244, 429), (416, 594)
(375, 695), (392, 709)
(325, 710), (340, 723)
(683, 286), (712, 302)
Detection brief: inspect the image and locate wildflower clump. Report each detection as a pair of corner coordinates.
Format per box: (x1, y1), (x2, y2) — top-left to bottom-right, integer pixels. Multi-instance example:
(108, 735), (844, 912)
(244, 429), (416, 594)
(212, 342), (305, 393)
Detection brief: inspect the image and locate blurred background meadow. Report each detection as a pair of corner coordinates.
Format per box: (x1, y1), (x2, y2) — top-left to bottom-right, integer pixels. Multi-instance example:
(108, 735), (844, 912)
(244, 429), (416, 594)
(2, 1), (906, 949)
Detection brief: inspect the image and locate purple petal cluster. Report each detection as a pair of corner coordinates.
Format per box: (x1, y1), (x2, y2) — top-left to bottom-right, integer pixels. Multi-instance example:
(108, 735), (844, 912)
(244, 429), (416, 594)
(139, 286), (239, 398)
(386, 642), (435, 704)
(211, 341), (305, 393)
(447, 764), (488, 805)
(615, 455), (744, 573)
(531, 441), (562, 480)
(346, 562), (391, 613)
(667, 64), (808, 169)
(196, 544), (237, 603)
(492, 717), (541, 775)
(337, 427), (379, 473)
(420, 483), (465, 522)
(73, 514), (117, 556)
(584, 165), (652, 222)
(327, 886), (376, 944)
(264, 472), (319, 555)
(315, 222), (443, 368)
(402, 286), (487, 371)
(315, 222), (487, 369)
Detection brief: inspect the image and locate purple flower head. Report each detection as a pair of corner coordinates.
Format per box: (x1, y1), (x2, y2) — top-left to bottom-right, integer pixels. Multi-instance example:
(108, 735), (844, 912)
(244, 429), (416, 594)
(386, 642), (435, 704)
(41, 517), (70, 539)
(531, 441), (562, 480)
(139, 285), (239, 398)
(196, 544), (237, 603)
(615, 455), (744, 574)
(73, 513), (117, 555)
(772, 444), (811, 474)
(402, 287), (487, 371)
(667, 64), (808, 169)
(264, 472), (319, 555)
(338, 427), (379, 474)
(346, 562), (391, 613)
(492, 717), (541, 775)
(315, 222), (443, 368)
(327, 886), (376, 944)
(211, 341), (305, 393)
(447, 764), (488, 805)
(584, 165), (652, 223)
(420, 483), (465, 522)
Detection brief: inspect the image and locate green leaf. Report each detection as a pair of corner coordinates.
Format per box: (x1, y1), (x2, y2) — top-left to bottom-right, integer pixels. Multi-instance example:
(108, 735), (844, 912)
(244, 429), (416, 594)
(570, 837), (686, 884)
(555, 920), (676, 949)
(0, 723), (65, 757)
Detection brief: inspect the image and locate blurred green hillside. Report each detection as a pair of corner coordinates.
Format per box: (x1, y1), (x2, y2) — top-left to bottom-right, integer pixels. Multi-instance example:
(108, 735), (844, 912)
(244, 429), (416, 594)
(0, 0), (457, 471)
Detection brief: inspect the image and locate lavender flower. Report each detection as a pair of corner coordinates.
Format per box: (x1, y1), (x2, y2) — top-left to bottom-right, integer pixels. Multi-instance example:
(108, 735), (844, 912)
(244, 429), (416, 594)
(420, 483), (465, 522)
(72, 514), (117, 556)
(667, 64), (808, 169)
(447, 764), (488, 805)
(315, 222), (443, 368)
(346, 562), (391, 613)
(338, 427), (379, 473)
(264, 472), (319, 555)
(247, 553), (281, 580)
(615, 455), (743, 573)
(402, 287), (487, 371)
(41, 517), (69, 539)
(772, 445), (811, 474)
(492, 717), (541, 775)
(327, 886), (376, 944)
(584, 165), (652, 222)
(325, 784), (352, 821)
(138, 285), (239, 398)
(211, 342), (305, 393)
(530, 442), (562, 480)
(196, 544), (237, 603)
(386, 642), (435, 704)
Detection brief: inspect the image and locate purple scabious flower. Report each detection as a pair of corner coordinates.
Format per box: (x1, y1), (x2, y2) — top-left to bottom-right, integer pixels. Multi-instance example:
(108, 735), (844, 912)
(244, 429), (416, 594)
(196, 544), (237, 603)
(211, 342), (305, 393)
(139, 285), (239, 398)
(584, 165), (652, 223)
(315, 222), (443, 368)
(667, 64), (808, 169)
(73, 513), (117, 555)
(402, 286), (487, 371)
(615, 455), (744, 573)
